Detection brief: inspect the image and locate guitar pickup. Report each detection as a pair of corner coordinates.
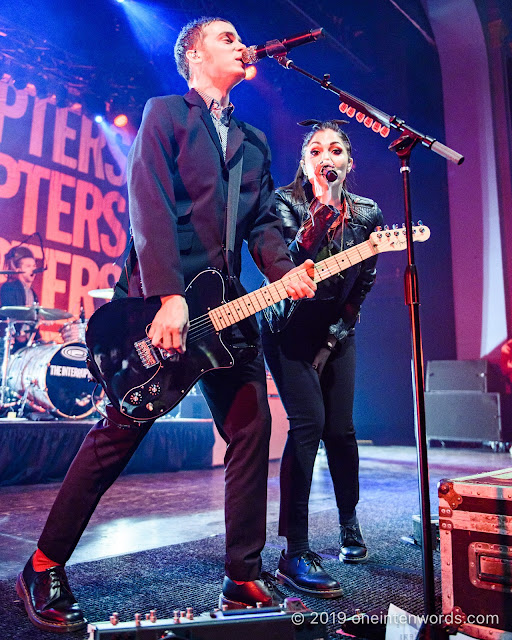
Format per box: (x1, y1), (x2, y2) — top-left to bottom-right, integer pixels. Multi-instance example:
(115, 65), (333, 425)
(134, 339), (159, 368)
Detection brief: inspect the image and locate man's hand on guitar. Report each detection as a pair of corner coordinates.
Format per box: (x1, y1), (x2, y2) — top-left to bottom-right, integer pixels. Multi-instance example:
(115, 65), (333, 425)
(285, 259), (317, 300)
(149, 294), (189, 353)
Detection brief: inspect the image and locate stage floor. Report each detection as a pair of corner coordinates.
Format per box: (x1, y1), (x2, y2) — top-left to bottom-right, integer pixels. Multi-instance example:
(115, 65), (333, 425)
(0, 444), (510, 581)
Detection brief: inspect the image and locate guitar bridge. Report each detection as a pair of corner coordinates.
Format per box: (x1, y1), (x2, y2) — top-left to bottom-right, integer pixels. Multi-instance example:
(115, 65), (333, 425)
(134, 338), (159, 368)
(134, 338), (177, 368)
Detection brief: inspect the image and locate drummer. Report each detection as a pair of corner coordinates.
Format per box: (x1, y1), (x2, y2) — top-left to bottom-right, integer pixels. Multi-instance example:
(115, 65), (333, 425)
(0, 247), (40, 352)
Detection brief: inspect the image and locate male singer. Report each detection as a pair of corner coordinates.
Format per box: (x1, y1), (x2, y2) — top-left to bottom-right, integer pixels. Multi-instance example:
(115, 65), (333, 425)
(16, 16), (316, 633)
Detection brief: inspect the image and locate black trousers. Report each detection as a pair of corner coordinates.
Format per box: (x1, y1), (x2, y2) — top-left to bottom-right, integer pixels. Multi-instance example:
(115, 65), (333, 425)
(37, 349), (270, 582)
(261, 302), (359, 545)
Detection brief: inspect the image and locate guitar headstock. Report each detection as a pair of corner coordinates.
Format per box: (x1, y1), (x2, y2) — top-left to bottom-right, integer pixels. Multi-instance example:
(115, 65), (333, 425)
(371, 224), (430, 253)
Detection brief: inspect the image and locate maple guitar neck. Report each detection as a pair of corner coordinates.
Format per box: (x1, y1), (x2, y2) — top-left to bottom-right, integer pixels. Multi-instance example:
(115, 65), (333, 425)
(208, 225), (430, 332)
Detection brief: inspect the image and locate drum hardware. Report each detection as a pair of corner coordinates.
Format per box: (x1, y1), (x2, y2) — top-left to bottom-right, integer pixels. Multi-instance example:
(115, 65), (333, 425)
(61, 319), (88, 343)
(25, 325), (38, 348)
(1, 313), (41, 410)
(16, 378), (40, 418)
(6, 341), (103, 419)
(0, 301), (103, 418)
(0, 303), (99, 418)
(0, 320), (16, 408)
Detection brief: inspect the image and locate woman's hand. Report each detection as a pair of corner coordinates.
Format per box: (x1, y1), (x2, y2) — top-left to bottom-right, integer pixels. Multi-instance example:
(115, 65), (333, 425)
(312, 335), (337, 377)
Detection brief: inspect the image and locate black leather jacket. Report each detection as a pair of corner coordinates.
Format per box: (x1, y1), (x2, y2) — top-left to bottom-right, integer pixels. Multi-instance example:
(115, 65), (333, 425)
(263, 184), (383, 341)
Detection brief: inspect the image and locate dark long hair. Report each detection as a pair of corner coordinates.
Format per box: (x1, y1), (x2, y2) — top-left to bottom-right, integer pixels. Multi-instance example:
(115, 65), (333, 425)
(286, 121), (353, 202)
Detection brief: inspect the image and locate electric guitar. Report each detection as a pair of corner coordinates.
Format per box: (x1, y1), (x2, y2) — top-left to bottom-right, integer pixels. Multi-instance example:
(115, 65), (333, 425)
(86, 224), (430, 421)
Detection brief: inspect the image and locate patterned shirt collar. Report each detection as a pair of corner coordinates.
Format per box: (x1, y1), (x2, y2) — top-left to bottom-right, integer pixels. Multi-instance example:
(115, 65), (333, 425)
(195, 89), (234, 125)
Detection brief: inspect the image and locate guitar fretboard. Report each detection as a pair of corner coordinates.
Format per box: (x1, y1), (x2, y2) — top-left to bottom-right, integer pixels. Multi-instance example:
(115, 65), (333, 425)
(209, 239), (376, 331)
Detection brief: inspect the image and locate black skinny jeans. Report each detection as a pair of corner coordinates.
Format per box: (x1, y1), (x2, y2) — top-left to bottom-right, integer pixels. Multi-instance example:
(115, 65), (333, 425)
(37, 349), (271, 582)
(261, 302), (359, 545)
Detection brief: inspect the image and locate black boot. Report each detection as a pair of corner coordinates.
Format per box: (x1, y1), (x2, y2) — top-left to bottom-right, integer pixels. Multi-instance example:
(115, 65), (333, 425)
(219, 572), (285, 609)
(339, 520), (368, 563)
(16, 555), (87, 633)
(276, 550), (343, 598)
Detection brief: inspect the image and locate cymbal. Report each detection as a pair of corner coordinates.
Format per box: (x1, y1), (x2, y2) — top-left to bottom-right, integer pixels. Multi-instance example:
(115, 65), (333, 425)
(88, 288), (114, 300)
(0, 305), (73, 322)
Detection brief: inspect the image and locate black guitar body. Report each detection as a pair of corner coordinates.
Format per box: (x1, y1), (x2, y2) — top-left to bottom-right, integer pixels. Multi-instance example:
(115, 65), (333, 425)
(86, 269), (237, 422)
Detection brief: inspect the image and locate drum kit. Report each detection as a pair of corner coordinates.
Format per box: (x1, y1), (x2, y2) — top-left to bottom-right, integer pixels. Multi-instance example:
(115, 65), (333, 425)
(0, 288), (113, 420)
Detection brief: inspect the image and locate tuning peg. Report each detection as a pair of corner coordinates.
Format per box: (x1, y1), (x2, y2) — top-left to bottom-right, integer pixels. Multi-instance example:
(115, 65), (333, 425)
(174, 609), (181, 623)
(135, 613), (142, 627)
(186, 607), (194, 620)
(150, 609), (157, 623)
(417, 220), (423, 225)
(109, 612), (119, 626)
(383, 225), (389, 230)
(375, 226), (382, 232)
(392, 224), (398, 229)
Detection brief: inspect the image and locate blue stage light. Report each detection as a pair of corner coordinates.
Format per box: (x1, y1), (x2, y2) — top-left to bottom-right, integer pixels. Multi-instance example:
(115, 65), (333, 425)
(94, 114), (104, 123)
(116, 0), (176, 60)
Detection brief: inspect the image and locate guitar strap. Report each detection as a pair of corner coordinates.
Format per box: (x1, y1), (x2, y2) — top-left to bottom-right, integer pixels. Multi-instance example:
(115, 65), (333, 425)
(224, 146), (259, 358)
(224, 149), (243, 277)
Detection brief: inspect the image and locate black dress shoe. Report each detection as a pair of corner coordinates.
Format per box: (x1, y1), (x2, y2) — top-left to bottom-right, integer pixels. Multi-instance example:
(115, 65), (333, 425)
(219, 572), (285, 609)
(339, 520), (368, 563)
(275, 550), (343, 599)
(16, 555), (87, 633)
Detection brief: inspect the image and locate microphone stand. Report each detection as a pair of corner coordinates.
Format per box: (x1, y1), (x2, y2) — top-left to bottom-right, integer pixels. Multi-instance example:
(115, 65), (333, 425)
(273, 54), (464, 638)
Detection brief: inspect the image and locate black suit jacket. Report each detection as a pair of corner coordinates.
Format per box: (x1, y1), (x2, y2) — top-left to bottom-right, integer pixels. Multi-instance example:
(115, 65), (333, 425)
(125, 89), (294, 299)
(0, 279), (38, 307)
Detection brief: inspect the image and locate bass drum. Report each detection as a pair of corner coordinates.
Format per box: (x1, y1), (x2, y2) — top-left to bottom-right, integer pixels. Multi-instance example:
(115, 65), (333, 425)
(7, 342), (100, 419)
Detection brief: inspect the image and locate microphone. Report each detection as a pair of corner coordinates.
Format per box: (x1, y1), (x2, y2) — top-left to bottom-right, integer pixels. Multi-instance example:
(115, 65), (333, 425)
(242, 28), (325, 65)
(31, 266), (48, 274)
(321, 166), (338, 183)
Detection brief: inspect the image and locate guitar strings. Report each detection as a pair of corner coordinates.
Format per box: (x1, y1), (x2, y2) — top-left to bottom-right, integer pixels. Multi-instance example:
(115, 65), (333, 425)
(140, 230), (416, 353)
(145, 239), (378, 348)
(181, 252), (357, 341)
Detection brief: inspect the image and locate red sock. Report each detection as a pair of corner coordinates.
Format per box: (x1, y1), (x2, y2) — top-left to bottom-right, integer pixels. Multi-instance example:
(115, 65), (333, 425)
(32, 548), (60, 572)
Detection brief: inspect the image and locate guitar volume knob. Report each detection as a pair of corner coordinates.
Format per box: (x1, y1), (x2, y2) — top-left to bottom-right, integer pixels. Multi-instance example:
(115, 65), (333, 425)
(129, 391), (143, 405)
(148, 383), (161, 396)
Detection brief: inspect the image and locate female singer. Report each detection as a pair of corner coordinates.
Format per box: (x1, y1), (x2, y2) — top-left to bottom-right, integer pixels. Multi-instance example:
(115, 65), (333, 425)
(261, 120), (383, 598)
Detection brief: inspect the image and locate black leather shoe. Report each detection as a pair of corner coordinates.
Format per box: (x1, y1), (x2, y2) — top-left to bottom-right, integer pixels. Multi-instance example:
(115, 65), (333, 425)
(275, 550), (343, 598)
(219, 572), (285, 609)
(16, 555), (87, 633)
(339, 520), (368, 563)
